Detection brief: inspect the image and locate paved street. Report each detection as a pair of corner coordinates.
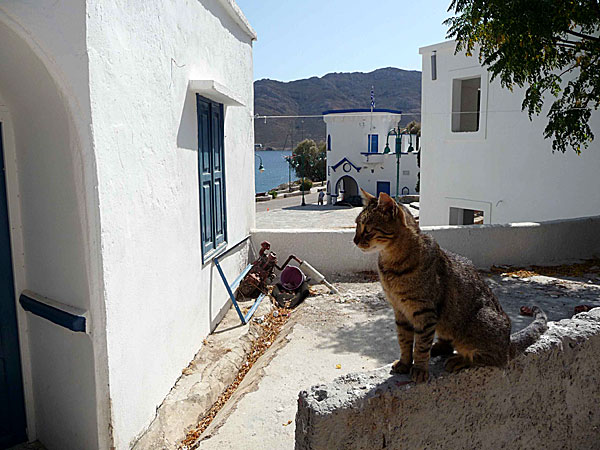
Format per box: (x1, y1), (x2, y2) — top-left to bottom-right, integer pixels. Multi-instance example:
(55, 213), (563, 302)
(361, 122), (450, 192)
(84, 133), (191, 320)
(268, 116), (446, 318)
(255, 195), (419, 230)
(255, 192), (321, 212)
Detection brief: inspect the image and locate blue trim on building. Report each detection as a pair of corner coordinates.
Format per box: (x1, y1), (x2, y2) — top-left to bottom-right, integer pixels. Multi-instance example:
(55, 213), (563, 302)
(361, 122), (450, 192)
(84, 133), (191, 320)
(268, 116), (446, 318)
(322, 108), (402, 115)
(20, 293), (86, 333)
(330, 157), (361, 173)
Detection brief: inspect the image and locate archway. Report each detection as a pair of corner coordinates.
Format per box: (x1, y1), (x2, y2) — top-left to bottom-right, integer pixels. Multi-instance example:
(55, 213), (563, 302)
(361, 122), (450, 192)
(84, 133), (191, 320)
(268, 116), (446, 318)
(335, 175), (359, 203)
(0, 16), (101, 449)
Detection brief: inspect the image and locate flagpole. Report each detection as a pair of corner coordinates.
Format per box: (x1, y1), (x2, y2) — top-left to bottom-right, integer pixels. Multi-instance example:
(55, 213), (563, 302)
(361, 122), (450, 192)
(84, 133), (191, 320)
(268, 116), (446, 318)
(369, 86), (374, 152)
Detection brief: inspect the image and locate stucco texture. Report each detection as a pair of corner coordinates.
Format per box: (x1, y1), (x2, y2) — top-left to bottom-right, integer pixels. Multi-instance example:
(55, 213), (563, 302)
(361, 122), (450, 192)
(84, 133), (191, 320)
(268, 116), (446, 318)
(86, 0), (255, 447)
(296, 308), (600, 450)
(0, 2), (104, 449)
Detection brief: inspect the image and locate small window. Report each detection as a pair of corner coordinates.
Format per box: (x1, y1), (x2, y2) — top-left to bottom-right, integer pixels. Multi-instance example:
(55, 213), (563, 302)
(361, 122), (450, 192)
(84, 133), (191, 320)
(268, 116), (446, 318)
(327, 134), (331, 151)
(449, 207), (484, 225)
(452, 77), (481, 132)
(402, 170), (410, 176)
(197, 95), (227, 261)
(368, 134), (378, 153)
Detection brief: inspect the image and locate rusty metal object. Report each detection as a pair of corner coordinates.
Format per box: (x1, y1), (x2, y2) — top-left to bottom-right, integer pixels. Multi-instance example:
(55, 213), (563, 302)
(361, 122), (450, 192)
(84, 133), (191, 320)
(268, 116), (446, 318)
(236, 241), (280, 300)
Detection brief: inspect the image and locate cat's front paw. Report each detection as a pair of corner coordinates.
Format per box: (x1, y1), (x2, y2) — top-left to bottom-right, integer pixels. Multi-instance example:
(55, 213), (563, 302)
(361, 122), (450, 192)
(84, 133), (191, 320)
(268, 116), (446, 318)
(410, 365), (429, 383)
(391, 359), (412, 374)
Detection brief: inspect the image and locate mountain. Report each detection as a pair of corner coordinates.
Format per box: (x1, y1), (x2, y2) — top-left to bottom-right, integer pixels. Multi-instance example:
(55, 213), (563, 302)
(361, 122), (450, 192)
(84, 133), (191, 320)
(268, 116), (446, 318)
(254, 67), (422, 150)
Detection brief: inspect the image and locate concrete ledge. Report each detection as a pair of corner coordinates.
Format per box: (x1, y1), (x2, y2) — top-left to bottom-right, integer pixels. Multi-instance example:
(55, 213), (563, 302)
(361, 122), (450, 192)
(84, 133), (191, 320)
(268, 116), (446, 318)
(295, 308), (600, 450)
(283, 189), (312, 198)
(252, 215), (600, 275)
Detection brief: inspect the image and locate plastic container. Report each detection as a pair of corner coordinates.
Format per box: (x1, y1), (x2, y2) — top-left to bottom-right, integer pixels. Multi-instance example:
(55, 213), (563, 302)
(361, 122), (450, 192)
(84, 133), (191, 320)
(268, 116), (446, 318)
(280, 266), (305, 291)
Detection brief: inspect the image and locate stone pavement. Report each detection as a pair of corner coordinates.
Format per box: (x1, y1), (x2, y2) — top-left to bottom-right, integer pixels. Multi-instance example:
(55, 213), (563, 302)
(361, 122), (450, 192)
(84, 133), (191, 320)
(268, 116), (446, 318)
(255, 203), (419, 230)
(196, 267), (600, 449)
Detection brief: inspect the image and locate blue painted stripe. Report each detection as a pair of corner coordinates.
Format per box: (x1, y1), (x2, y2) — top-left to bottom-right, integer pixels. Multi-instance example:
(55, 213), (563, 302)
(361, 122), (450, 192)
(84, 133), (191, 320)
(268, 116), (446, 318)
(322, 108), (402, 115)
(243, 293), (265, 323)
(19, 293), (86, 333)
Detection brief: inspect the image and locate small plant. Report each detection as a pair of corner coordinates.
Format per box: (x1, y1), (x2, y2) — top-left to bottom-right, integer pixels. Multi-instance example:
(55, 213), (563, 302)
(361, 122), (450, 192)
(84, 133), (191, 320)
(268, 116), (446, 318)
(268, 189), (278, 199)
(299, 179), (313, 192)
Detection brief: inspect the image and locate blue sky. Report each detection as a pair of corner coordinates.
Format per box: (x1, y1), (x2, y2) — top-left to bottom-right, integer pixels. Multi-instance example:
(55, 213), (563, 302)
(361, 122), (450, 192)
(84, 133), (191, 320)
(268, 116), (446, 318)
(236, 0), (453, 81)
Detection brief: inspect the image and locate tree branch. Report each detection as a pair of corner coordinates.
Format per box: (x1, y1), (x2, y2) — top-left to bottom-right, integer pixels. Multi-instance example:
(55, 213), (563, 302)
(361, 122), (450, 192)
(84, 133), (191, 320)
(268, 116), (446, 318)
(566, 30), (600, 43)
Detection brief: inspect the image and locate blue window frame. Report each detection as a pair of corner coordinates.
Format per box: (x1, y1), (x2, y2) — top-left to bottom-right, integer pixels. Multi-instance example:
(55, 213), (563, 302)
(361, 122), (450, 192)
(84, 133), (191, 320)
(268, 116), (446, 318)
(368, 134), (378, 153)
(197, 95), (227, 261)
(327, 134), (331, 151)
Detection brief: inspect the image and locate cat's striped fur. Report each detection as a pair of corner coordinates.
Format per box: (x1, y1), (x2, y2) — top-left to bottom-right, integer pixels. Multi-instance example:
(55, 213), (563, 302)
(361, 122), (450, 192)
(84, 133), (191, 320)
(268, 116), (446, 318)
(354, 190), (547, 383)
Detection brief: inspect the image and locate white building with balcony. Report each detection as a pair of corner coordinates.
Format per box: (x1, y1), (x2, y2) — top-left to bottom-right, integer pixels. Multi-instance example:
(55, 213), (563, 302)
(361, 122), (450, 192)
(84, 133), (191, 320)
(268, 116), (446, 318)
(418, 40), (600, 226)
(323, 109), (419, 205)
(0, 1), (255, 449)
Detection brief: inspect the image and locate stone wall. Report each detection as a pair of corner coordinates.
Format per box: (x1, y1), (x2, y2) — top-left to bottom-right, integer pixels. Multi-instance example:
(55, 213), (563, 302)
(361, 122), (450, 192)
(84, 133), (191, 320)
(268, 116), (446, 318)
(296, 308), (600, 450)
(252, 215), (600, 276)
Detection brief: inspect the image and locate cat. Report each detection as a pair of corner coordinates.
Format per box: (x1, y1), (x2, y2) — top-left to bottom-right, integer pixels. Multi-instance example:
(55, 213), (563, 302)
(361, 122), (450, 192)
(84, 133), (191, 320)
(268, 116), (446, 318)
(354, 189), (547, 383)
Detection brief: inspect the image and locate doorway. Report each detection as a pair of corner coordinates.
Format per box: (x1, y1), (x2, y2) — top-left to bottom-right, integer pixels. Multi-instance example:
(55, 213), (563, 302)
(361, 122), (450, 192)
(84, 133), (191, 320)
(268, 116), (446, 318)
(376, 181), (390, 196)
(0, 123), (27, 448)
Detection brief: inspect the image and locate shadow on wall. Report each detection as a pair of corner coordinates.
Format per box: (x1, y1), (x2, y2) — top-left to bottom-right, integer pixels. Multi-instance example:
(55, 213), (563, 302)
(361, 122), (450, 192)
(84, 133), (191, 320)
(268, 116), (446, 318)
(197, 0), (254, 44)
(177, 87), (197, 152)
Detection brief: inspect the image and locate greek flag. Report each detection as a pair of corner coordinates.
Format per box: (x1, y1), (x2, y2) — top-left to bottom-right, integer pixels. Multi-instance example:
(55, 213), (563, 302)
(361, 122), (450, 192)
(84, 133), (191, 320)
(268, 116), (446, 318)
(370, 86), (375, 109)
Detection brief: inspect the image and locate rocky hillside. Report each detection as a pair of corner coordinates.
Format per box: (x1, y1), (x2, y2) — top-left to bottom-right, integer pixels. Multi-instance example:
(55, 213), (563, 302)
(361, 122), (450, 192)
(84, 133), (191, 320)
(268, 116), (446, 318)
(254, 67), (421, 150)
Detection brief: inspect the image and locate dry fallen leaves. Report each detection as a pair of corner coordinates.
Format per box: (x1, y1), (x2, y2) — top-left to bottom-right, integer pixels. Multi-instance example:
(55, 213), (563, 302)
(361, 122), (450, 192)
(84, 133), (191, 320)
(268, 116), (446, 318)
(179, 306), (291, 449)
(490, 259), (600, 279)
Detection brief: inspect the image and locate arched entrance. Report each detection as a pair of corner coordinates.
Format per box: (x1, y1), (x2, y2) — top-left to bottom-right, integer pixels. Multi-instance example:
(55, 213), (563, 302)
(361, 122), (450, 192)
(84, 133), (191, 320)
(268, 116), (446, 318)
(0, 15), (102, 449)
(335, 175), (359, 204)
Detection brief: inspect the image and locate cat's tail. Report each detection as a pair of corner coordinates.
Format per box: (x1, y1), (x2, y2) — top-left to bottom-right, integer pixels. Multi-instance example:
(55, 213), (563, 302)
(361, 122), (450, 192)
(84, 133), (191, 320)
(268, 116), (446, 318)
(509, 306), (548, 359)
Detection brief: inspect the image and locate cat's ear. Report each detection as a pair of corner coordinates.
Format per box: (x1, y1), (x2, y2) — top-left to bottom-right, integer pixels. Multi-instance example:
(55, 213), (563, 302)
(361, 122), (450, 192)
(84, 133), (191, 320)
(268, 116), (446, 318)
(377, 192), (406, 223)
(360, 188), (376, 206)
(377, 192), (396, 211)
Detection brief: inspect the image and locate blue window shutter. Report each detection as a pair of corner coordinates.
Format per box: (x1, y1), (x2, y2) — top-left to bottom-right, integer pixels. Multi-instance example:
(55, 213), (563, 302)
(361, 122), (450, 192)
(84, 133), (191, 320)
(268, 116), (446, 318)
(197, 96), (214, 255)
(211, 103), (226, 246)
(327, 134), (331, 151)
(197, 95), (227, 260)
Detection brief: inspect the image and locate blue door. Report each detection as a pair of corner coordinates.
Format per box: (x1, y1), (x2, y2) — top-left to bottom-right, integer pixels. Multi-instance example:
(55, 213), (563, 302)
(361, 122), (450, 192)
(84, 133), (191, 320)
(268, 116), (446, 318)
(0, 123), (27, 448)
(377, 181), (391, 196)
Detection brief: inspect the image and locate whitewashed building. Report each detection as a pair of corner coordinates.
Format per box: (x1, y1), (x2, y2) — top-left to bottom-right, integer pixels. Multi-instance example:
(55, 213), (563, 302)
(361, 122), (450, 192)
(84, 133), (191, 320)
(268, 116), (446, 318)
(0, 1), (255, 449)
(419, 40), (600, 226)
(323, 109), (419, 204)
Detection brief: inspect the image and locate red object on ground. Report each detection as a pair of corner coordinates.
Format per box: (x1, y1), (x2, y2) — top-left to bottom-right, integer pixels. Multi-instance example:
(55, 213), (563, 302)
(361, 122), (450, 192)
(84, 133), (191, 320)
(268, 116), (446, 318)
(574, 305), (592, 314)
(280, 266), (305, 291)
(520, 306), (534, 317)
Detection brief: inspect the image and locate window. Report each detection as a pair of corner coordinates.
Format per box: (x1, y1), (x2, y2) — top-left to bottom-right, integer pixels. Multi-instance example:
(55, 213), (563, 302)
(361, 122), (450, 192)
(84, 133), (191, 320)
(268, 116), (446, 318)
(197, 95), (227, 260)
(368, 134), (378, 153)
(327, 134), (331, 151)
(452, 77), (481, 132)
(431, 51), (437, 81)
(449, 207), (484, 225)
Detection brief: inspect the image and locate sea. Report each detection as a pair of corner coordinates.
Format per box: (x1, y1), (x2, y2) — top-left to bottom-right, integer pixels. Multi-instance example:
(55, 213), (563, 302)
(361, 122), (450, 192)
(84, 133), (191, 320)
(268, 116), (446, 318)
(255, 150), (297, 194)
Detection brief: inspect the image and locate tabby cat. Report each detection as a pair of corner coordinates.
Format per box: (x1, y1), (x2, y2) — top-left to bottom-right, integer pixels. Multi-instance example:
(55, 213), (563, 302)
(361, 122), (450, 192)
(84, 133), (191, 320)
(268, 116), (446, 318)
(354, 190), (547, 383)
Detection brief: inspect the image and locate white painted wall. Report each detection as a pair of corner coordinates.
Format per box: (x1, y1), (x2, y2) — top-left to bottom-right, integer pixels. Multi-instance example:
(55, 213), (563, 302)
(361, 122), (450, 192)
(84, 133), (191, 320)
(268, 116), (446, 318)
(324, 111), (419, 201)
(252, 215), (600, 276)
(0, 3), (107, 449)
(86, 0), (255, 448)
(0, 1), (255, 449)
(419, 41), (600, 226)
